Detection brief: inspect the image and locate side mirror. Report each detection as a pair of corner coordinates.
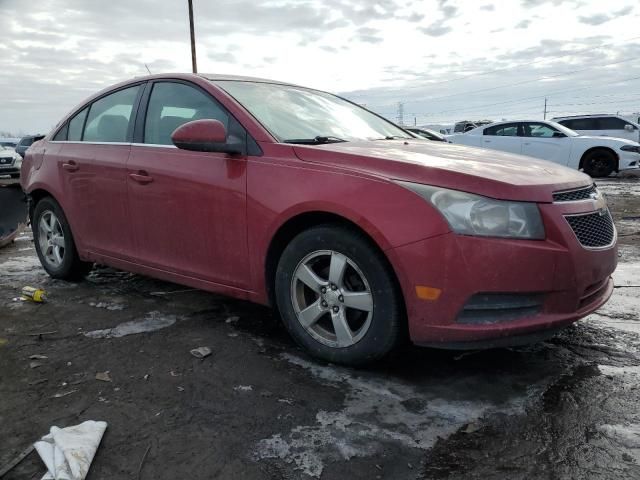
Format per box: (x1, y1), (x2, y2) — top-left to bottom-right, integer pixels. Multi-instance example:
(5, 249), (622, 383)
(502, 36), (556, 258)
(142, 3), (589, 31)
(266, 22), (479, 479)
(171, 119), (242, 155)
(624, 124), (634, 132)
(552, 131), (566, 138)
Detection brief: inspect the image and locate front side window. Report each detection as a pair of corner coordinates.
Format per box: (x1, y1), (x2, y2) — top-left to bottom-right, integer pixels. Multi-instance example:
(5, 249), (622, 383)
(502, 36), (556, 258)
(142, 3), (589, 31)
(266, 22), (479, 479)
(598, 117), (630, 130)
(215, 80), (411, 142)
(83, 85), (141, 142)
(484, 124), (519, 136)
(144, 82), (230, 145)
(523, 123), (558, 138)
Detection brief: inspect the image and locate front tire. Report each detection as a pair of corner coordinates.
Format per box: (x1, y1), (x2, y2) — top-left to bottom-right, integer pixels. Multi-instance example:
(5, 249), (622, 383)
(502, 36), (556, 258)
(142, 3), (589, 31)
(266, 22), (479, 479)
(582, 149), (615, 178)
(32, 197), (92, 280)
(275, 225), (403, 366)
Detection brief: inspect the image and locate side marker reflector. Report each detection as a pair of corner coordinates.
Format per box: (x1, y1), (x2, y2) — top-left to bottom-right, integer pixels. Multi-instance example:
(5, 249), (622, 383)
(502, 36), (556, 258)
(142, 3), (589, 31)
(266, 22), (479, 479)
(415, 286), (442, 301)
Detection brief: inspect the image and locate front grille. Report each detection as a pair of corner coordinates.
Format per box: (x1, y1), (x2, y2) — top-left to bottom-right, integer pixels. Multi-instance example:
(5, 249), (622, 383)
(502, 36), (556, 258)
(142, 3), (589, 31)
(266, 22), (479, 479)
(565, 210), (615, 248)
(0, 157), (14, 166)
(553, 184), (597, 202)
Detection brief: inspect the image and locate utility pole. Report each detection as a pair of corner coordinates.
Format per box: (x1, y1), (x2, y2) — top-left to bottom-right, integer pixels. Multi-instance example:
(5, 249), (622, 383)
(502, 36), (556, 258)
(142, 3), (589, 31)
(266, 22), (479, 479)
(188, 0), (197, 73)
(396, 102), (405, 126)
(543, 97), (547, 120)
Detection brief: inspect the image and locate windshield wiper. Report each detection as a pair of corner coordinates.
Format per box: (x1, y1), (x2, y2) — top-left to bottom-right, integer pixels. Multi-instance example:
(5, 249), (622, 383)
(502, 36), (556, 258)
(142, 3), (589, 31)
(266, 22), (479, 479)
(375, 135), (410, 140)
(283, 135), (347, 145)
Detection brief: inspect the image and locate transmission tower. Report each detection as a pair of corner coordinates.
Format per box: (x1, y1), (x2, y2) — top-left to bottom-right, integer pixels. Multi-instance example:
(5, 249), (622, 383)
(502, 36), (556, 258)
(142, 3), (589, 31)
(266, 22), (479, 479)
(396, 102), (405, 126)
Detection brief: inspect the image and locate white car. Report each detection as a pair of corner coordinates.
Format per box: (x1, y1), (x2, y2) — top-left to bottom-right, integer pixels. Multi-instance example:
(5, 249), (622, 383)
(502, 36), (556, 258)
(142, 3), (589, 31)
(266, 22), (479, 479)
(0, 145), (22, 178)
(552, 114), (640, 143)
(447, 120), (640, 177)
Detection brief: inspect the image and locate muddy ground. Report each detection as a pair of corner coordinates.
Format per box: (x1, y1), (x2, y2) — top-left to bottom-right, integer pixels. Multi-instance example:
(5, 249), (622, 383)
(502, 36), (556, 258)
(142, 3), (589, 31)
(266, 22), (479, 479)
(0, 177), (639, 479)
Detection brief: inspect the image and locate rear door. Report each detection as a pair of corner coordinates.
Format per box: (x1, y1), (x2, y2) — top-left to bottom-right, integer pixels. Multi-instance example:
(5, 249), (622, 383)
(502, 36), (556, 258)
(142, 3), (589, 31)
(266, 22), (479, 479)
(521, 122), (572, 165)
(126, 80), (250, 287)
(481, 123), (522, 154)
(56, 84), (143, 259)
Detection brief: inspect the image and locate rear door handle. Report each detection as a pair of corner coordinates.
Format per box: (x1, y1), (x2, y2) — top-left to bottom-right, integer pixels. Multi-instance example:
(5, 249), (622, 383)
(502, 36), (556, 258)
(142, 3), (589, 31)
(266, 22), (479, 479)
(62, 161), (79, 172)
(129, 172), (154, 184)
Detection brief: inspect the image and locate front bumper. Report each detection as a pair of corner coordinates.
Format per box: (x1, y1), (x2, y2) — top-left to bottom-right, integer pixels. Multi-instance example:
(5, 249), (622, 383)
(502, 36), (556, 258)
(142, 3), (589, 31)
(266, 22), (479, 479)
(619, 151), (640, 171)
(391, 199), (617, 347)
(0, 164), (20, 176)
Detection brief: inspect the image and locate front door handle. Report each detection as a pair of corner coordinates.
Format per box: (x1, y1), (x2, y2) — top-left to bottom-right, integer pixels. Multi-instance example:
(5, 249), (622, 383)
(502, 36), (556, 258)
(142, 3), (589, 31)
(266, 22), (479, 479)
(129, 172), (154, 184)
(62, 161), (79, 172)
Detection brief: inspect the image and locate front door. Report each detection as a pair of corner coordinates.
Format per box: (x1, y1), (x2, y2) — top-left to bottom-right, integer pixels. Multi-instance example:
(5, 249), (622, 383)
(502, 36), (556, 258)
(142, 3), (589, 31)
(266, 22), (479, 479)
(521, 122), (573, 166)
(126, 81), (250, 288)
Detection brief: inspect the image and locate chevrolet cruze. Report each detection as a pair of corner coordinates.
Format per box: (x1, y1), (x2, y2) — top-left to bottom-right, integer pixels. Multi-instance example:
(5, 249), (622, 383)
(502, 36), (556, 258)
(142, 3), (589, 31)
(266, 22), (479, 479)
(21, 74), (617, 365)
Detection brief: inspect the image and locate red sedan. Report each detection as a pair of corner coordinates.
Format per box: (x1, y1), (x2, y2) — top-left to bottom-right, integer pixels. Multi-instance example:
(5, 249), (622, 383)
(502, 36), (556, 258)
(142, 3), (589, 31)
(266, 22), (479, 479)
(21, 74), (617, 365)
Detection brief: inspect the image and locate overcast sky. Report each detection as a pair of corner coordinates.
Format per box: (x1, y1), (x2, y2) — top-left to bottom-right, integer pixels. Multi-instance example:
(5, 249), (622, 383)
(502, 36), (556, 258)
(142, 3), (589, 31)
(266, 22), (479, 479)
(1, 0), (639, 134)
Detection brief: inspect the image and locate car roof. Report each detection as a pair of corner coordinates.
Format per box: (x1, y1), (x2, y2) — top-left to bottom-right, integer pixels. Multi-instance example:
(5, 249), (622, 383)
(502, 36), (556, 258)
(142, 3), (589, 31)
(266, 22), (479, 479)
(551, 114), (622, 119)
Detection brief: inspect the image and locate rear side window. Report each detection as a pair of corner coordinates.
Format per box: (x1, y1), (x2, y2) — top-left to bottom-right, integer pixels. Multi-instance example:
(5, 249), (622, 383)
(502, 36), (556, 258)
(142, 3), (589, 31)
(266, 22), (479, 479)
(68, 108), (88, 141)
(558, 118), (598, 130)
(484, 123), (519, 136)
(83, 86), (141, 142)
(144, 82), (229, 145)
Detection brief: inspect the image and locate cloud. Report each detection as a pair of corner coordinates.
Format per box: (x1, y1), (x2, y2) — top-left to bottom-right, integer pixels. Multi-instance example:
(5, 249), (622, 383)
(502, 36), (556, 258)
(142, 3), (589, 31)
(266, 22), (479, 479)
(578, 13), (611, 25)
(515, 19), (531, 29)
(208, 51), (235, 63)
(614, 5), (634, 16)
(480, 4), (495, 11)
(420, 23), (452, 37)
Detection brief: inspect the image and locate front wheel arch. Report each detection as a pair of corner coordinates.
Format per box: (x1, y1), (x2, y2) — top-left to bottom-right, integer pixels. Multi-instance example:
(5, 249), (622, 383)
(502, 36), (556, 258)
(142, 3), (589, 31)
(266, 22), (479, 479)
(265, 212), (406, 316)
(579, 147), (619, 175)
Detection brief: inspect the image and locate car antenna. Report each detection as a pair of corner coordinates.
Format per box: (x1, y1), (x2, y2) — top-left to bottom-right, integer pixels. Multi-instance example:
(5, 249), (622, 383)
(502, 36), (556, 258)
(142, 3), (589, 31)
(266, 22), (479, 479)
(144, 64), (152, 75)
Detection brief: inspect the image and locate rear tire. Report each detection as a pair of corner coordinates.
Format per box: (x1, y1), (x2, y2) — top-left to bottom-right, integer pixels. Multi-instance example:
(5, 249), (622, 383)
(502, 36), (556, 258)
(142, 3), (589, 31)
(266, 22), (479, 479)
(275, 224), (403, 366)
(582, 149), (615, 178)
(32, 197), (92, 280)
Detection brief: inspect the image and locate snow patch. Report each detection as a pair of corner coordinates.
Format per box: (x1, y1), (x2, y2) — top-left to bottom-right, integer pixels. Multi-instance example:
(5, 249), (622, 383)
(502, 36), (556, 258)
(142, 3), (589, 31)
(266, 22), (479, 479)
(84, 311), (180, 339)
(254, 354), (535, 477)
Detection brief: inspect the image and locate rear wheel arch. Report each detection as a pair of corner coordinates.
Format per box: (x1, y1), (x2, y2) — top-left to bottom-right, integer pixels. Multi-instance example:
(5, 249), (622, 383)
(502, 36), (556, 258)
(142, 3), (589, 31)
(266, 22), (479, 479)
(28, 189), (61, 218)
(264, 211), (405, 314)
(579, 147), (619, 173)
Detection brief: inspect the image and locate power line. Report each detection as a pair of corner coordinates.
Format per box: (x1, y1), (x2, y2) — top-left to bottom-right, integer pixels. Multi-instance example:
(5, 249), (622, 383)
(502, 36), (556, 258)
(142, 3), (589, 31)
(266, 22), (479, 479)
(398, 74), (640, 117)
(414, 56), (640, 104)
(348, 34), (640, 95)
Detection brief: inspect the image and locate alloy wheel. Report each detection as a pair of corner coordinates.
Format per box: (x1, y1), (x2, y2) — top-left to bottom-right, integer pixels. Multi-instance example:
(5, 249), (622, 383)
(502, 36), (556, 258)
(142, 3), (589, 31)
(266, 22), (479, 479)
(290, 250), (374, 348)
(38, 210), (65, 268)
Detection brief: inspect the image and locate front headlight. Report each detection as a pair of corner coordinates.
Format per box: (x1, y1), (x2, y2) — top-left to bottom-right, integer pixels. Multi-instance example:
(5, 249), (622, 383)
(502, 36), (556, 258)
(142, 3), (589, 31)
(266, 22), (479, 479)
(397, 182), (545, 239)
(620, 144), (640, 153)
(14, 156), (22, 168)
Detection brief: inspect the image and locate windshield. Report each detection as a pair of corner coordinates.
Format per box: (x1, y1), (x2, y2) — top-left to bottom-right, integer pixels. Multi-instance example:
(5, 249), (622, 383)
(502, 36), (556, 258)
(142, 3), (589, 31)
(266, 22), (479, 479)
(546, 120), (579, 137)
(215, 81), (411, 143)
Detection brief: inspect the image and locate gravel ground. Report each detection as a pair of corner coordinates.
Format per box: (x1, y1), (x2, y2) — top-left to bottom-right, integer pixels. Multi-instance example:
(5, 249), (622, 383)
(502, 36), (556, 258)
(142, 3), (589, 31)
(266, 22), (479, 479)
(0, 176), (638, 479)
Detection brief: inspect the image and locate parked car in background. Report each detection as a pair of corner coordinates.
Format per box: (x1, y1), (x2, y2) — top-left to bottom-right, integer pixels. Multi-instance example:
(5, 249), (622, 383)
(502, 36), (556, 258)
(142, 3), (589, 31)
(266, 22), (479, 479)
(0, 138), (20, 149)
(405, 127), (449, 142)
(448, 120), (640, 177)
(453, 119), (493, 133)
(15, 134), (45, 158)
(0, 145), (22, 178)
(21, 73), (617, 365)
(552, 114), (640, 143)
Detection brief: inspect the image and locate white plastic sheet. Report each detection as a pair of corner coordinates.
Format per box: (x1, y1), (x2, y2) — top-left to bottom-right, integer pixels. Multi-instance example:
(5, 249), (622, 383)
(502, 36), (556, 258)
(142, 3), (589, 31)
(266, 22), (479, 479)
(34, 420), (107, 480)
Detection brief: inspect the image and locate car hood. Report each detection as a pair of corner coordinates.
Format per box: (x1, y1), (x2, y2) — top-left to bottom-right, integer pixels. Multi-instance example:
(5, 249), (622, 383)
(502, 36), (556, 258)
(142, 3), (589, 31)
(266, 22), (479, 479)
(293, 139), (590, 202)
(573, 135), (639, 146)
